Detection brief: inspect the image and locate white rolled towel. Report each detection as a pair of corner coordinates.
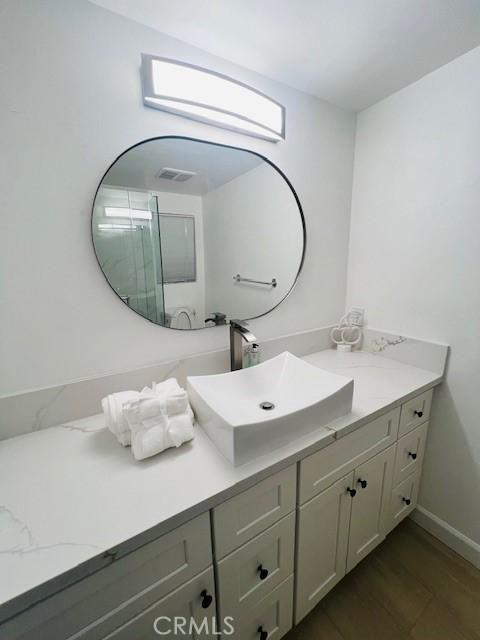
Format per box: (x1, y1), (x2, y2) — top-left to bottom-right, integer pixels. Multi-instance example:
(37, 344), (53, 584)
(123, 384), (191, 426)
(168, 412), (195, 446)
(101, 390), (139, 447)
(124, 394), (169, 430)
(153, 379), (190, 416)
(102, 378), (194, 455)
(130, 412), (194, 461)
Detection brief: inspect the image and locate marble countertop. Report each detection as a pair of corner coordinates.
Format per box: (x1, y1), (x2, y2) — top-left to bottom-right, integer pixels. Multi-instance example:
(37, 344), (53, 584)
(0, 348), (443, 622)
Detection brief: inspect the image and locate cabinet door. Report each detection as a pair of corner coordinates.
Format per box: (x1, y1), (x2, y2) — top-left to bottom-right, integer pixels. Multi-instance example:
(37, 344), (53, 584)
(295, 472), (354, 624)
(347, 445), (395, 572)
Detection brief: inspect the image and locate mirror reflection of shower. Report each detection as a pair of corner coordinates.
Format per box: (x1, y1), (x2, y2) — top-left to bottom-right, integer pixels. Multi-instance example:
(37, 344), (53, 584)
(94, 188), (200, 328)
(94, 189), (165, 325)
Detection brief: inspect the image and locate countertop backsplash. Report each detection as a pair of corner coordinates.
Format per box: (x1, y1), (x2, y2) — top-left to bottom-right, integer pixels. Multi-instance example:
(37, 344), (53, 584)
(0, 326), (335, 441)
(0, 326), (448, 442)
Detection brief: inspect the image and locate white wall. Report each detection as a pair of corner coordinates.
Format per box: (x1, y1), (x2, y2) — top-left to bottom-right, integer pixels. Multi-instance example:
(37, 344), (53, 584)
(203, 163), (303, 320)
(0, 0), (355, 396)
(347, 46), (480, 544)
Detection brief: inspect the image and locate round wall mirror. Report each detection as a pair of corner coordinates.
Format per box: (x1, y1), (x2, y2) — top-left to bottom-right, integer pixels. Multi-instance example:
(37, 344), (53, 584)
(92, 137), (305, 330)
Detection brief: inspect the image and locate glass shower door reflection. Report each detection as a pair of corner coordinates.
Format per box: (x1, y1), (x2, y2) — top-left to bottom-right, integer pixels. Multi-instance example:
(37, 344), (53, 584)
(92, 188), (165, 324)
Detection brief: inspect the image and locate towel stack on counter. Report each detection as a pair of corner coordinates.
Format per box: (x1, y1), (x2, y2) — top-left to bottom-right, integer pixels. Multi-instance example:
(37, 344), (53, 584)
(102, 378), (194, 460)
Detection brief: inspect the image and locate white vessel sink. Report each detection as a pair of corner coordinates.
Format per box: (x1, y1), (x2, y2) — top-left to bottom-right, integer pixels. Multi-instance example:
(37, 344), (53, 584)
(187, 351), (353, 466)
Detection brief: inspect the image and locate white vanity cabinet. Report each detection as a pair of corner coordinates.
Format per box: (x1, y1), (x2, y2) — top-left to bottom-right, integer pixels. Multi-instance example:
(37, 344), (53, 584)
(295, 445), (396, 621)
(213, 389), (432, 632)
(294, 389), (432, 623)
(1, 390), (434, 640)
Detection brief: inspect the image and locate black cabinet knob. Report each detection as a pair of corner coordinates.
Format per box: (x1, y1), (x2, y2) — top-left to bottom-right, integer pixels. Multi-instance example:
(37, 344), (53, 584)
(347, 487), (357, 497)
(357, 478), (368, 489)
(257, 565), (269, 580)
(414, 410), (423, 418)
(200, 589), (213, 609)
(408, 451), (417, 460)
(258, 626), (268, 640)
(402, 497), (411, 506)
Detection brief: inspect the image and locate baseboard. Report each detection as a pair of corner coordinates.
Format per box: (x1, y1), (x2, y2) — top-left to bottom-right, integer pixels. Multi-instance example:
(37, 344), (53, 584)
(410, 505), (480, 569)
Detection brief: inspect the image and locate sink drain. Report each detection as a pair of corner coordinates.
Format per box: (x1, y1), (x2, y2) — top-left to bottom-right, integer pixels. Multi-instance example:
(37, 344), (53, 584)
(259, 401), (275, 411)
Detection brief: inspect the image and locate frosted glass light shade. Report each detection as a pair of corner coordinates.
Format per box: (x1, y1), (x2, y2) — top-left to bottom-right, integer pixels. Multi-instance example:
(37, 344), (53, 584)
(141, 55), (285, 142)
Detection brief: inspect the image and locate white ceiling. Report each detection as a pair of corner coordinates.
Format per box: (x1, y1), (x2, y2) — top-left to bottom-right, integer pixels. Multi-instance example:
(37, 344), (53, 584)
(104, 138), (263, 195)
(90, 0), (480, 111)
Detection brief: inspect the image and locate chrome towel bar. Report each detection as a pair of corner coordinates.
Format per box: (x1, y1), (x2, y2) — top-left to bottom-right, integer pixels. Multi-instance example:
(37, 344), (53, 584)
(233, 274), (277, 288)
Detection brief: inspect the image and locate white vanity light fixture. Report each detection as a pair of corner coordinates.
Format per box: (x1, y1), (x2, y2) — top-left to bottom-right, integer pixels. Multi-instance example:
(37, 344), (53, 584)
(104, 207), (152, 220)
(141, 54), (285, 142)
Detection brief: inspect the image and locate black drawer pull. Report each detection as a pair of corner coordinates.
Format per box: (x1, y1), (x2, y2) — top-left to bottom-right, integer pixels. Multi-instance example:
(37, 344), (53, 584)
(347, 487), (357, 497)
(402, 497), (411, 506)
(258, 626), (268, 640)
(414, 410), (423, 418)
(408, 451), (417, 460)
(357, 478), (368, 489)
(257, 565), (269, 580)
(200, 589), (213, 609)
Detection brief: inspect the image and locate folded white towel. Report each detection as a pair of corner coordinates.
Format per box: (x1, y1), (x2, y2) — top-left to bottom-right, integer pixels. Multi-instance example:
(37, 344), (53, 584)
(124, 394), (169, 429)
(130, 411), (194, 461)
(168, 412), (195, 447)
(121, 380), (188, 421)
(153, 379), (189, 416)
(102, 378), (195, 457)
(101, 390), (139, 447)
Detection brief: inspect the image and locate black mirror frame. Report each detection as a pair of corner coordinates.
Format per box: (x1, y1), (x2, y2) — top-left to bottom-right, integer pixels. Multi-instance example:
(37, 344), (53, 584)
(91, 135), (306, 330)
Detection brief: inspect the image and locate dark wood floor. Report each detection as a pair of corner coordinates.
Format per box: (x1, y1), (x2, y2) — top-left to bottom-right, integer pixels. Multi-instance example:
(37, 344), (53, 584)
(286, 519), (480, 640)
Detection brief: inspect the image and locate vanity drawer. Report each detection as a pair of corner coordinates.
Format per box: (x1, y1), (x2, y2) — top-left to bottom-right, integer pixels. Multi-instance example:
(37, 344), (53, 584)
(2, 513), (212, 640)
(394, 422), (428, 485)
(99, 567), (216, 640)
(230, 576), (294, 640)
(213, 465), (296, 558)
(299, 408), (400, 504)
(388, 470), (421, 532)
(399, 389), (433, 437)
(216, 512), (295, 620)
